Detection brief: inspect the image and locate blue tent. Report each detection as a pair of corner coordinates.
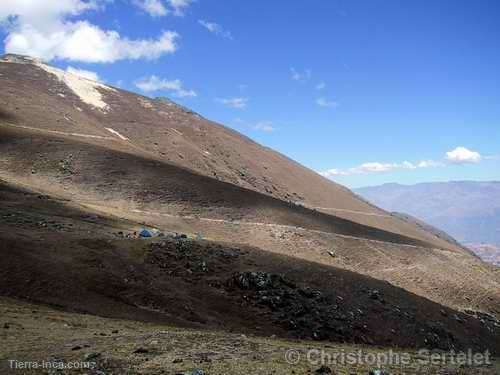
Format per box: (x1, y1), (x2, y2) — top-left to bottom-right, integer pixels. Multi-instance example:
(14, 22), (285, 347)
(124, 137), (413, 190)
(139, 229), (152, 238)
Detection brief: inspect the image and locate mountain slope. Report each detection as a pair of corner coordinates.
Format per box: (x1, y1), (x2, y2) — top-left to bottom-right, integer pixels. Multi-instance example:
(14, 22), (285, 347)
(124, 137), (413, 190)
(1, 180), (499, 355)
(1, 54), (500, 318)
(0, 125), (428, 247)
(391, 212), (466, 249)
(0, 53), (463, 252)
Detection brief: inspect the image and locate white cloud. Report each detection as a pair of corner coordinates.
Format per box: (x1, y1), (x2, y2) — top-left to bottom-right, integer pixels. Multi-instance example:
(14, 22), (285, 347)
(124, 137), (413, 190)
(0, 0), (179, 62)
(198, 20), (233, 40)
(132, 0), (168, 17)
(290, 67), (311, 83)
(232, 118), (277, 132)
(167, 0), (194, 16)
(0, 0), (98, 29)
(6, 23), (179, 63)
(485, 154), (500, 161)
(320, 148), (486, 179)
(215, 97), (248, 109)
(416, 159), (444, 168)
(315, 82), (326, 90)
(135, 75), (196, 97)
(316, 97), (339, 108)
(66, 66), (100, 81)
(320, 159), (444, 178)
(319, 168), (347, 177)
(445, 147), (482, 164)
(355, 162), (398, 174)
(252, 120), (275, 132)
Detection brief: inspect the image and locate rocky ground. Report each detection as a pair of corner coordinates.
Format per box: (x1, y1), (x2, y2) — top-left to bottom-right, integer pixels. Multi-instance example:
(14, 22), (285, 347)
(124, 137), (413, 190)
(2, 122), (500, 320)
(1, 179), (500, 374)
(1, 297), (499, 375)
(1, 178), (500, 358)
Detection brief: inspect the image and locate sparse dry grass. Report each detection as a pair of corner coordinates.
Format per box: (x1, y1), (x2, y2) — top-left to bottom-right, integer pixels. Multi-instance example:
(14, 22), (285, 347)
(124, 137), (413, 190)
(1, 298), (498, 375)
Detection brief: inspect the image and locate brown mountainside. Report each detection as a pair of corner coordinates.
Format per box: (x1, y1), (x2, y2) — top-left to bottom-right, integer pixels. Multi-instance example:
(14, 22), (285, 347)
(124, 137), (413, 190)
(1, 54), (499, 320)
(0, 54), (461, 252)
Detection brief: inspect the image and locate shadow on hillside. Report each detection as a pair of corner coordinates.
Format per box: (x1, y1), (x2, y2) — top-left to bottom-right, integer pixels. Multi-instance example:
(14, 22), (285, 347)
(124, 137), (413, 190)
(0, 107), (17, 123)
(0, 180), (498, 355)
(0, 126), (433, 248)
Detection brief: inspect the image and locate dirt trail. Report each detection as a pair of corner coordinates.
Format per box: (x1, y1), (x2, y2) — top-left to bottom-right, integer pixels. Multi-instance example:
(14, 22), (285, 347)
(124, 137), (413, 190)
(312, 206), (391, 217)
(0, 121), (114, 140)
(127, 207), (422, 249)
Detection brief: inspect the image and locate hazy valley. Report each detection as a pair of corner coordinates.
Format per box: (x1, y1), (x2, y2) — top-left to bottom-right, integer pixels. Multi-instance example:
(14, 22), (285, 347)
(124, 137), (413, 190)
(355, 181), (500, 266)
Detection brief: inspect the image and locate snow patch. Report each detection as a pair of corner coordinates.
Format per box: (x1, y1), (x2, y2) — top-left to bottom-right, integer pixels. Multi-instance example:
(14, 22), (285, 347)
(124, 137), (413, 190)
(34, 61), (116, 110)
(105, 128), (129, 141)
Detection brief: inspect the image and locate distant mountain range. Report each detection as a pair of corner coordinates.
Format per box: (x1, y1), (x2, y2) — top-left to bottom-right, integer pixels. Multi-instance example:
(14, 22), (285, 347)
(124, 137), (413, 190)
(355, 181), (500, 265)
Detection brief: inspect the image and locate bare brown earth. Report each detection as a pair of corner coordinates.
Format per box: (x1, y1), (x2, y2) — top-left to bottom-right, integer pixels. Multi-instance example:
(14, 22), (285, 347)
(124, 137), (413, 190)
(1, 55), (500, 373)
(0, 54), (466, 251)
(1, 297), (499, 375)
(1, 124), (499, 317)
(0, 55), (499, 314)
(0, 181), (499, 375)
(391, 212), (466, 250)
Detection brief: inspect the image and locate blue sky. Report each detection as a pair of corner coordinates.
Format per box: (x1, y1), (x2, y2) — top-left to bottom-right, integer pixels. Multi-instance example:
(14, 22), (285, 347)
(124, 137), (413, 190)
(1, 0), (499, 188)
